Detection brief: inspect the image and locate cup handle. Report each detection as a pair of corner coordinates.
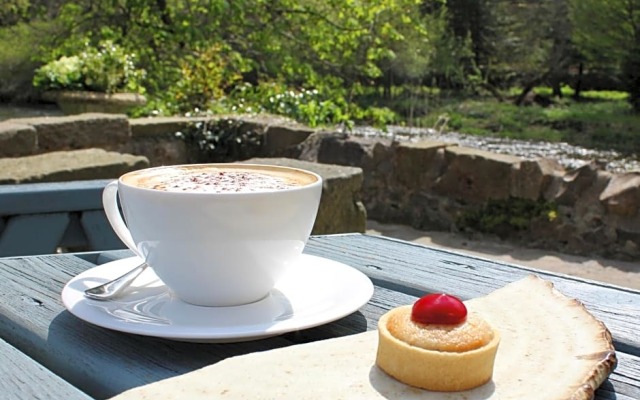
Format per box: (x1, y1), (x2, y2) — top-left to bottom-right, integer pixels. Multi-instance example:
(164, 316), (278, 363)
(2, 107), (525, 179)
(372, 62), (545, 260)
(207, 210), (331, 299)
(102, 180), (142, 258)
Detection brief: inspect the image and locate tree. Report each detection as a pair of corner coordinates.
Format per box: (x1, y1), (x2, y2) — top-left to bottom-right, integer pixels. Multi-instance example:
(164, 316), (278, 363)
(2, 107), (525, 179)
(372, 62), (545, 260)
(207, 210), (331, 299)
(443, 0), (500, 90)
(545, 0), (575, 98)
(570, 0), (640, 111)
(40, 0), (437, 103)
(442, 0), (577, 103)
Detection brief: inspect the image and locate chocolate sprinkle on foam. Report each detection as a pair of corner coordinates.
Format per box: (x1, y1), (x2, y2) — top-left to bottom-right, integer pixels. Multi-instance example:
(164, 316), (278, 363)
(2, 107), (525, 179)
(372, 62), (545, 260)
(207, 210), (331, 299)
(150, 171), (296, 193)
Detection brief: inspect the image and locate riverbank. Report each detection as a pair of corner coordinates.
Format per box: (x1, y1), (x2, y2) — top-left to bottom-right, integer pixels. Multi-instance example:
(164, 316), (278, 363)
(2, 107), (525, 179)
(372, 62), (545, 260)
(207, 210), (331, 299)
(366, 220), (640, 290)
(353, 124), (640, 173)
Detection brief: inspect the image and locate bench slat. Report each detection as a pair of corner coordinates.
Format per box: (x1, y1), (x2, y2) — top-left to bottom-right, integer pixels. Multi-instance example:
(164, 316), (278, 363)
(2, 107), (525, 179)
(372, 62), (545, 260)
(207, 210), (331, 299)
(0, 180), (111, 215)
(0, 213), (70, 256)
(81, 210), (125, 250)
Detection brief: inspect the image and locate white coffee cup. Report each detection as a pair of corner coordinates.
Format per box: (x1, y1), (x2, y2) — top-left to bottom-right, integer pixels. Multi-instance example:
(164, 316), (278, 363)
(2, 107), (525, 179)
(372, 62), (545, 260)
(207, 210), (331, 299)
(102, 163), (322, 307)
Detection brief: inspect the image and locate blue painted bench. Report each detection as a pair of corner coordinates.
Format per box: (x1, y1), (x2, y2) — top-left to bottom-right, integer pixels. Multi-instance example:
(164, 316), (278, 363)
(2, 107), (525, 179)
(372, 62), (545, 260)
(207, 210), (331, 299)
(0, 180), (126, 257)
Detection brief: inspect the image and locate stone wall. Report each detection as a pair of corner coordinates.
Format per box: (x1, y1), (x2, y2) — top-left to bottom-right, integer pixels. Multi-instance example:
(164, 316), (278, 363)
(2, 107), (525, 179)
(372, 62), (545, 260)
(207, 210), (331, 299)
(0, 113), (315, 165)
(284, 132), (640, 260)
(1, 113), (639, 259)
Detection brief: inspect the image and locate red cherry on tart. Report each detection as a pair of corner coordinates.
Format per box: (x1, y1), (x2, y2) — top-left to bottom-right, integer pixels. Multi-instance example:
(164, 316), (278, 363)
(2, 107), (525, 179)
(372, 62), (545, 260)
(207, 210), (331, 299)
(411, 293), (467, 325)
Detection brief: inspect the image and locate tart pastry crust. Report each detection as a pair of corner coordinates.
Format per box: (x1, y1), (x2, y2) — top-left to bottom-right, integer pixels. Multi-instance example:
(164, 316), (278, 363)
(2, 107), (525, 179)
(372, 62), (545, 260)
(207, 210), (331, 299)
(376, 305), (500, 392)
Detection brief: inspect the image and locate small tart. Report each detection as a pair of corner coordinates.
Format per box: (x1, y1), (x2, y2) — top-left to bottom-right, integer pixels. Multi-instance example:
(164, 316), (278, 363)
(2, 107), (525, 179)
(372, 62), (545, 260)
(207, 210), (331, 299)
(376, 305), (500, 392)
(387, 311), (494, 352)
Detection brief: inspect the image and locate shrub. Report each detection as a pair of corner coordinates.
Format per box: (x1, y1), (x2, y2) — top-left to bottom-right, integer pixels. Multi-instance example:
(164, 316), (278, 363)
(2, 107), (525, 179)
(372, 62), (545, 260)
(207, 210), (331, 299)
(168, 44), (248, 112)
(32, 55), (84, 91)
(208, 82), (396, 128)
(178, 118), (263, 163)
(33, 40), (145, 94)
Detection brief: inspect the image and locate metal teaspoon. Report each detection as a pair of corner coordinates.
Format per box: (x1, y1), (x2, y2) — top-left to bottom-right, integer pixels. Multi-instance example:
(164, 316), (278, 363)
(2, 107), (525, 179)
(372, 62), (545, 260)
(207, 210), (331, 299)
(84, 262), (148, 300)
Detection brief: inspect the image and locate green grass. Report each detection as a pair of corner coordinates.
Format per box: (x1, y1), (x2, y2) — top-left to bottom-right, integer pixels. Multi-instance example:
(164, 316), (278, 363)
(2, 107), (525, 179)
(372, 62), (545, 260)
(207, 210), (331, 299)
(507, 85), (629, 101)
(358, 84), (639, 155)
(581, 90), (629, 101)
(412, 92), (640, 155)
(358, 85), (638, 152)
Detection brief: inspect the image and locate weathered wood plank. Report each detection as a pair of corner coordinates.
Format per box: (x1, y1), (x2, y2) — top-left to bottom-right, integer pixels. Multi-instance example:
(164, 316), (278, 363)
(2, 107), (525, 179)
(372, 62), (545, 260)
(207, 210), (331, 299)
(597, 352), (640, 400)
(0, 213), (70, 257)
(0, 337), (92, 400)
(0, 254), (330, 398)
(0, 179), (111, 216)
(0, 235), (637, 400)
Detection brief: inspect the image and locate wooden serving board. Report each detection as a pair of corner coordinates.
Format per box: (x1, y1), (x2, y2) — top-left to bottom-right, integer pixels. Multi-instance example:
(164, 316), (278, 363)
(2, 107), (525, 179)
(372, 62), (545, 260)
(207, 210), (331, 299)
(111, 276), (616, 400)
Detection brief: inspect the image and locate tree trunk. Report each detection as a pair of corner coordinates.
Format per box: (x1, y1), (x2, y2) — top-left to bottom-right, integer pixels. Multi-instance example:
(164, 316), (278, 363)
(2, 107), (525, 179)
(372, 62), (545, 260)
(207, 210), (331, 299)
(622, 42), (640, 112)
(515, 83), (536, 106)
(383, 70), (393, 100)
(573, 62), (583, 101)
(551, 77), (562, 98)
(515, 69), (552, 106)
(480, 82), (505, 102)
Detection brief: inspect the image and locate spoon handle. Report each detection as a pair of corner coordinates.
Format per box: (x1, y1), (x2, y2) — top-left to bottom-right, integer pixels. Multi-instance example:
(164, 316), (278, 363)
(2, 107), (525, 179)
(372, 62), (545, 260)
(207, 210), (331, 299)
(84, 262), (148, 300)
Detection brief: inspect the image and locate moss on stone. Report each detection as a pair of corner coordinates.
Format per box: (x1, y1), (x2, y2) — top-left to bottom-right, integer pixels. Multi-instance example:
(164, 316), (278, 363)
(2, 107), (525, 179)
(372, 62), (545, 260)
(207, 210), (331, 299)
(456, 197), (558, 238)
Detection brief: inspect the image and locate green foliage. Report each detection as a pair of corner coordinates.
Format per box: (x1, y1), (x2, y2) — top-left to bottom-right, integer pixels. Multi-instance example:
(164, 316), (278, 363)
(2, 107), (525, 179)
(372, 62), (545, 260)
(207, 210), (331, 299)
(222, 83), (350, 127)
(570, 0), (640, 111)
(33, 40), (145, 94)
(0, 22), (46, 100)
(178, 118), (263, 163)
(205, 82), (397, 128)
(32, 56), (83, 91)
(167, 44), (248, 113)
(457, 198), (558, 237)
(0, 0), (30, 26)
(80, 40), (145, 93)
(6, 0), (640, 131)
(25, 0), (438, 126)
(570, 0), (636, 64)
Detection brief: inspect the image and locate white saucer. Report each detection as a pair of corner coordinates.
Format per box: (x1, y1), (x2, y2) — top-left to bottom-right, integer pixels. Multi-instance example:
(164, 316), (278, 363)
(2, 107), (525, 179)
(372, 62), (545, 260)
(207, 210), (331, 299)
(62, 254), (374, 342)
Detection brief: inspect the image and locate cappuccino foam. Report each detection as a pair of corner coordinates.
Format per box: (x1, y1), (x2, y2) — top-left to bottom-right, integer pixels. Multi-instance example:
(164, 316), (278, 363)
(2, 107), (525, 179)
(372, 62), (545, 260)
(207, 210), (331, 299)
(124, 165), (316, 194)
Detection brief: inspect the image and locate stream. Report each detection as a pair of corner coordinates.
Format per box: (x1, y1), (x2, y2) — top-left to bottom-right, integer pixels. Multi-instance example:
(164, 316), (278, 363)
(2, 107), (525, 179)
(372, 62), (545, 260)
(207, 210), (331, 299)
(352, 125), (640, 173)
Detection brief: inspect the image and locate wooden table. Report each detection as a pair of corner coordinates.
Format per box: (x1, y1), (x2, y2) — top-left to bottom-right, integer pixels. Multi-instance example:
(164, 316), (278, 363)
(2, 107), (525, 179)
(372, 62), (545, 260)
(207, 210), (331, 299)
(0, 234), (638, 399)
